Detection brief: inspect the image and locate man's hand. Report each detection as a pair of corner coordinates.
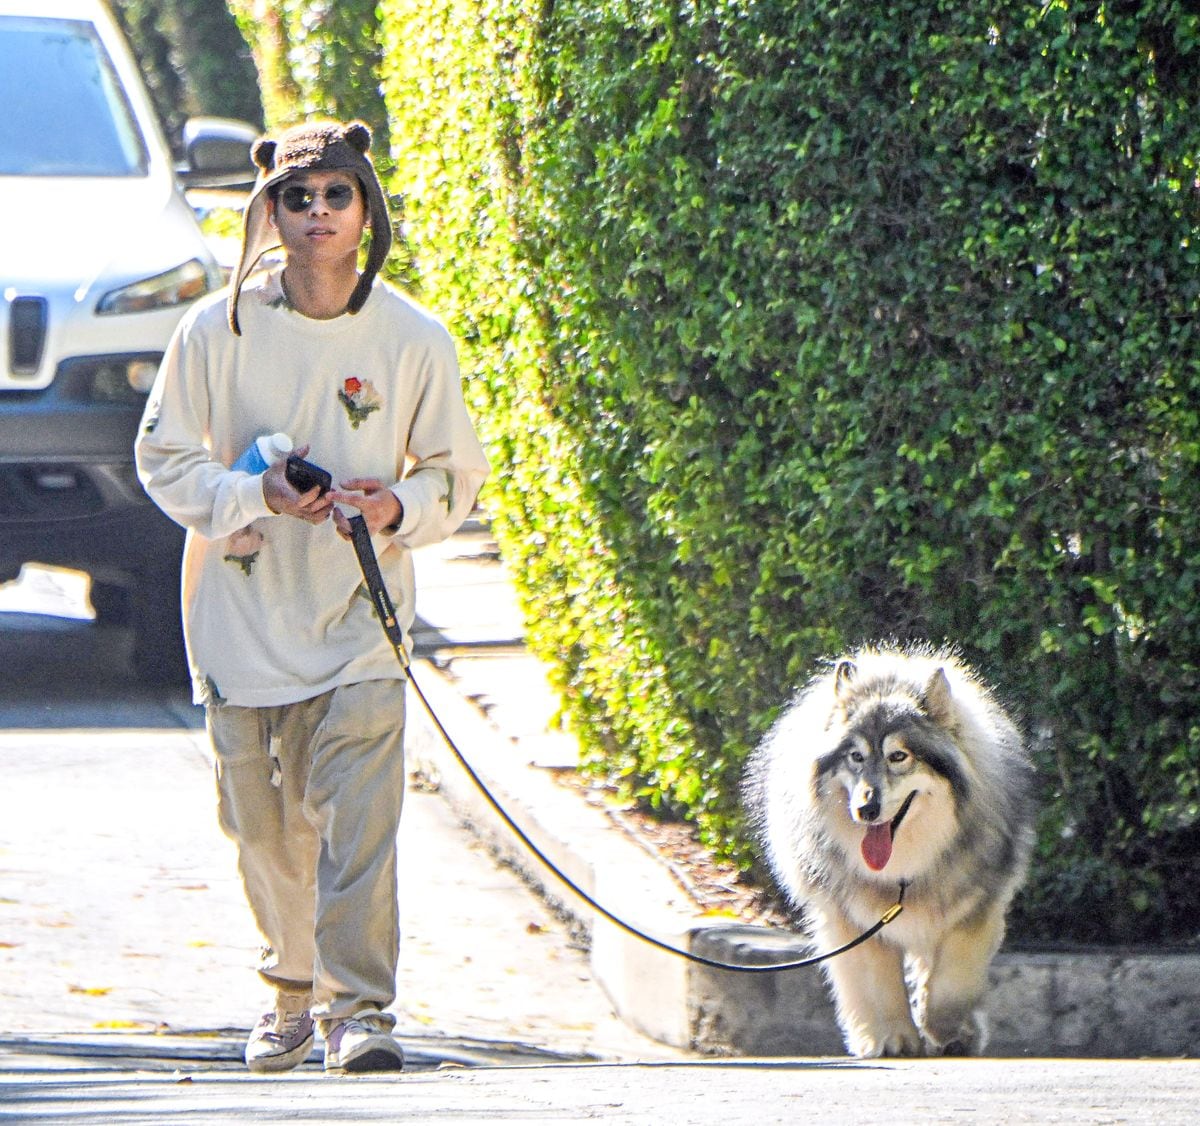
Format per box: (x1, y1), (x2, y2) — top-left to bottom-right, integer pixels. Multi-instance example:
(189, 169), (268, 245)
(262, 444), (334, 525)
(329, 477), (403, 540)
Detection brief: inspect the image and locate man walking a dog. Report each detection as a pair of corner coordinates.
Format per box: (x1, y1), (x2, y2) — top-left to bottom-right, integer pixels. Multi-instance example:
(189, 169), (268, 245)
(136, 119), (489, 1073)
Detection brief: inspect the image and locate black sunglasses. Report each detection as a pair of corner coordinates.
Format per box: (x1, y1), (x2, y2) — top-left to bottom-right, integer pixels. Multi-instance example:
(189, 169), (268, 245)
(278, 182), (358, 213)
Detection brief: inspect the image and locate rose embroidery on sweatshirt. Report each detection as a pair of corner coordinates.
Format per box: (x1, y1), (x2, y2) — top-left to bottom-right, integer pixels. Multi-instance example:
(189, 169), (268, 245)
(224, 525), (264, 576)
(338, 376), (381, 428)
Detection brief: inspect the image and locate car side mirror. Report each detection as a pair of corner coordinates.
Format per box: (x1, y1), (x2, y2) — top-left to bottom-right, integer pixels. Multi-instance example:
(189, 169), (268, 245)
(178, 116), (259, 189)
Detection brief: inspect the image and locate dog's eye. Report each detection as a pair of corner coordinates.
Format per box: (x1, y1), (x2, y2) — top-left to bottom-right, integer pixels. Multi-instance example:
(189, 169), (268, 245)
(888, 749), (911, 765)
(847, 750), (865, 764)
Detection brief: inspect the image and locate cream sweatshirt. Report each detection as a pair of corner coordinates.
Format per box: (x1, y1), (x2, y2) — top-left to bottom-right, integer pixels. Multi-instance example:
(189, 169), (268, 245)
(135, 268), (489, 707)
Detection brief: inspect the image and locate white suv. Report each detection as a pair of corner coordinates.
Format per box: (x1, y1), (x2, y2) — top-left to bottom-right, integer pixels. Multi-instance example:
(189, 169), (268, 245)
(0, 0), (255, 678)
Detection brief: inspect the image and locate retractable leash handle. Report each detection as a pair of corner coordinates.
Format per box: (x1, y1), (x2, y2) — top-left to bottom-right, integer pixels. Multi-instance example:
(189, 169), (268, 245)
(346, 512), (905, 972)
(348, 514), (409, 671)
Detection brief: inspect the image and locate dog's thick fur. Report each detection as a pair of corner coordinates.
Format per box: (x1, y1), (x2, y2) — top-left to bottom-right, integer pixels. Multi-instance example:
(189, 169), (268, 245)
(743, 643), (1036, 1058)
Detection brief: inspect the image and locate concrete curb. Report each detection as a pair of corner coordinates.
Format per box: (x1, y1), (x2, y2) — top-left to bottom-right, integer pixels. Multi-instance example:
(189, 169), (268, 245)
(406, 659), (1200, 1059)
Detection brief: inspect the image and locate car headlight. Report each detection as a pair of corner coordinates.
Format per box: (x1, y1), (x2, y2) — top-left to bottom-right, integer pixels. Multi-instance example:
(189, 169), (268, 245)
(96, 259), (212, 315)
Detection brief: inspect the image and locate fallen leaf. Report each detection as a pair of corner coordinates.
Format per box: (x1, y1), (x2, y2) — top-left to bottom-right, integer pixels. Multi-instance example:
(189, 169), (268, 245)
(69, 985), (112, 996)
(525, 921), (547, 935)
(94, 1020), (153, 1030)
(0, 942), (21, 949)
(187, 940), (214, 949)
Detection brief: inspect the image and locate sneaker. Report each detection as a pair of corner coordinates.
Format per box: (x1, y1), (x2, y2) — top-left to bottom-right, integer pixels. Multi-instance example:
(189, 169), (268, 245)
(323, 1011), (405, 1073)
(244, 1007), (315, 1073)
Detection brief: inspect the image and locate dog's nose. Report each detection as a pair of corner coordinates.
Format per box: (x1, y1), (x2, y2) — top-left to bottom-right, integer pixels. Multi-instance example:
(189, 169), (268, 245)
(857, 790), (881, 822)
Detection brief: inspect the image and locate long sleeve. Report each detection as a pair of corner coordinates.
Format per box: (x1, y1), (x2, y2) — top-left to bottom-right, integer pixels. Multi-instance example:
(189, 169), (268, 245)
(388, 324), (489, 550)
(135, 301), (276, 541)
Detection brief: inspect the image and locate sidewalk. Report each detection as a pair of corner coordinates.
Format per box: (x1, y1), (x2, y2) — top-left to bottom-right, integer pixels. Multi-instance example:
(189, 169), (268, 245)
(409, 519), (1200, 1060)
(0, 730), (677, 1065)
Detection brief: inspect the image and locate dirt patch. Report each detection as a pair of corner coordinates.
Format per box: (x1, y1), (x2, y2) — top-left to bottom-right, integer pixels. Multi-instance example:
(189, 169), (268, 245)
(553, 771), (792, 929)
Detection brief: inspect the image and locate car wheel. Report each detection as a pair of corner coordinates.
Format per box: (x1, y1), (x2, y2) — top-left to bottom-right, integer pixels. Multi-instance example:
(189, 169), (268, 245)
(89, 579), (132, 624)
(129, 571), (188, 685)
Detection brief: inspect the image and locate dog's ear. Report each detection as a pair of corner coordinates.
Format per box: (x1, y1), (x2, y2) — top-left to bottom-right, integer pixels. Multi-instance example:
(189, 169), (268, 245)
(834, 659), (857, 699)
(921, 668), (953, 723)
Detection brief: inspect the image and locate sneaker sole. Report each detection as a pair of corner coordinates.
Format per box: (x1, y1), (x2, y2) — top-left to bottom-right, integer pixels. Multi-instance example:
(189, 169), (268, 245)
(329, 1046), (405, 1074)
(246, 1033), (315, 1073)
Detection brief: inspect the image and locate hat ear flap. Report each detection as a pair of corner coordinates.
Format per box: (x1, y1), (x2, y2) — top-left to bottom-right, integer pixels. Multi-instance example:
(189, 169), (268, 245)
(343, 122), (372, 154)
(251, 138), (277, 171)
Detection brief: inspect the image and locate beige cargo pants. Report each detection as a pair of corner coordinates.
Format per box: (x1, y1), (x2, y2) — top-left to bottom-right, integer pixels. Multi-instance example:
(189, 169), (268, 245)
(206, 678), (407, 1027)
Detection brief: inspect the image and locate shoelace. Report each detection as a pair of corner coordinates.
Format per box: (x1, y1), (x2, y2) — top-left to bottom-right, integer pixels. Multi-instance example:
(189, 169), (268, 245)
(338, 1018), (372, 1038)
(266, 1010), (310, 1040)
(330, 1014), (388, 1048)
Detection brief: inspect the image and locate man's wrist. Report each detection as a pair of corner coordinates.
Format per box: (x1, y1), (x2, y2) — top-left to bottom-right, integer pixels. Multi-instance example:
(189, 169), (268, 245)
(381, 494), (404, 535)
(261, 473), (281, 514)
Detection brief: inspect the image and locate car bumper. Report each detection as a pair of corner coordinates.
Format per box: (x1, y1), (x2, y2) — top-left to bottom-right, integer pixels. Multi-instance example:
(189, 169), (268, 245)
(0, 351), (181, 573)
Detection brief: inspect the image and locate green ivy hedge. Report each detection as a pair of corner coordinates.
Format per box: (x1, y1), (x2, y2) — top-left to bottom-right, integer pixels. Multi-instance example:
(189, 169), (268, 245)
(245, 0), (1200, 945)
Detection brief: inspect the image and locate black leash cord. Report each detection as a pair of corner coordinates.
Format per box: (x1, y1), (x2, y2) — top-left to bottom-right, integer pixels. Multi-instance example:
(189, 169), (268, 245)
(347, 515), (907, 973)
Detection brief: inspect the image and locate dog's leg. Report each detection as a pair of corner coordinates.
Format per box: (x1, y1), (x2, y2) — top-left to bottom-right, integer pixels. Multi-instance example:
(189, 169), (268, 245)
(814, 915), (923, 1058)
(915, 907), (1006, 1055)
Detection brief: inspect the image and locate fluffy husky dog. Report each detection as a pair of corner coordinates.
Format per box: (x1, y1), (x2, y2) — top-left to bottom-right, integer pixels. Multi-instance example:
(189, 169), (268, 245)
(744, 643), (1036, 1058)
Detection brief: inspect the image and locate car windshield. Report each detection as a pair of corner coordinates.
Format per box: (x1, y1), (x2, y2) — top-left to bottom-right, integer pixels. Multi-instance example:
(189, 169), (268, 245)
(0, 17), (149, 176)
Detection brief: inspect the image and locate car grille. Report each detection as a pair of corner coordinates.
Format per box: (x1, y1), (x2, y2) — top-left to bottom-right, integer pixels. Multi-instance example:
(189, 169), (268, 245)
(8, 296), (48, 375)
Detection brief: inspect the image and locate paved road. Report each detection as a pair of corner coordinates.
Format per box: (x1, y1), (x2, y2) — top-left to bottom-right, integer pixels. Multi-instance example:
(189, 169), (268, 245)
(3, 1047), (1198, 1123)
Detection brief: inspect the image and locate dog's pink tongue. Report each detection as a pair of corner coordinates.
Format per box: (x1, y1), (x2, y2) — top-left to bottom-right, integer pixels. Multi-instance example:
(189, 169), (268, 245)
(862, 823), (893, 871)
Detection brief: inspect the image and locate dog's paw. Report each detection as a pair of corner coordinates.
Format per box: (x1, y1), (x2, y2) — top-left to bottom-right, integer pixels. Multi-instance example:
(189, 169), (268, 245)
(924, 1011), (985, 1057)
(851, 1025), (926, 1058)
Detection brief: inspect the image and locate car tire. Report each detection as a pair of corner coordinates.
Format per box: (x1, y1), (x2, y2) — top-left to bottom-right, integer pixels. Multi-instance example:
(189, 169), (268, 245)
(129, 570), (189, 685)
(88, 579), (132, 624)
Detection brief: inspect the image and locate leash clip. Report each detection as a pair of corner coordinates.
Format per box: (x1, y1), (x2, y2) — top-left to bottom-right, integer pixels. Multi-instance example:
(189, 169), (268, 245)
(880, 879), (910, 926)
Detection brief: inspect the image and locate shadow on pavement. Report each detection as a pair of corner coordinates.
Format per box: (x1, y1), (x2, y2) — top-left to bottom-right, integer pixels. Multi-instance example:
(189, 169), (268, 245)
(0, 1029), (589, 1074)
(0, 612), (200, 730)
